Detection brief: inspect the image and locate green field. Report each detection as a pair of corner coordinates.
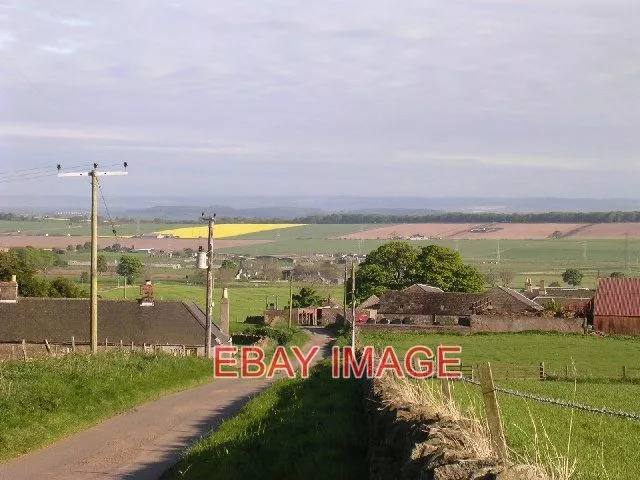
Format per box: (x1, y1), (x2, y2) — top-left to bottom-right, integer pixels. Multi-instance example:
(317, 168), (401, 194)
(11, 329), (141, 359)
(163, 360), (368, 480)
(100, 282), (345, 333)
(360, 332), (640, 480)
(0, 352), (212, 462)
(217, 237), (640, 288)
(0, 220), (187, 237)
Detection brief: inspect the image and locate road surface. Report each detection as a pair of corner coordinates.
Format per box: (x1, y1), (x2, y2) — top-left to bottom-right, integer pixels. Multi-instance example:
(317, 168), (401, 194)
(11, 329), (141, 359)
(0, 328), (334, 480)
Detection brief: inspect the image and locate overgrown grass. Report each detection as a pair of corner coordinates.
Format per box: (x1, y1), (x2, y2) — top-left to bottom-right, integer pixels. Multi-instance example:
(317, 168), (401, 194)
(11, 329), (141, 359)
(163, 361), (368, 480)
(0, 352), (212, 462)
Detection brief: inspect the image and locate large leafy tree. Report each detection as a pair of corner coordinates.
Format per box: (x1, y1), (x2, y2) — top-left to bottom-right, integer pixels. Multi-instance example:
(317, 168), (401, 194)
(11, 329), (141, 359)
(97, 254), (108, 275)
(353, 242), (485, 301)
(116, 255), (144, 284)
(562, 268), (584, 286)
(292, 287), (325, 308)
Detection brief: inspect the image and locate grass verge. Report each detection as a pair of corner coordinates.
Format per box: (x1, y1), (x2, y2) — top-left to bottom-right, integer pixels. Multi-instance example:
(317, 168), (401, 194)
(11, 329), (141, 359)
(0, 352), (212, 463)
(162, 360), (368, 480)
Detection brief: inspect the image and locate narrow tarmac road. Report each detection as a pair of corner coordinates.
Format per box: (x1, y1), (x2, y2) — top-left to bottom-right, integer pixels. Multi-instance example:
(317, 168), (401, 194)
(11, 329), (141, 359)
(0, 328), (334, 480)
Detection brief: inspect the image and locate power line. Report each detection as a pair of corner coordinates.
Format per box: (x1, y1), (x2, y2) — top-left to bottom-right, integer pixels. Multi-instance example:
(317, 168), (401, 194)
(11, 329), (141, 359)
(96, 177), (123, 244)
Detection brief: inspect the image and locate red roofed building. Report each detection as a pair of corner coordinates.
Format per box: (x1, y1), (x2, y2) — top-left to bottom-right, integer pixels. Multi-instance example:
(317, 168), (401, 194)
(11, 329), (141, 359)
(593, 278), (640, 335)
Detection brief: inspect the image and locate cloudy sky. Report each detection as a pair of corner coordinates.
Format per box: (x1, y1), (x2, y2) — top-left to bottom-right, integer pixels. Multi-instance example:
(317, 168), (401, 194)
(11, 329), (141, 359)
(1, 0), (639, 200)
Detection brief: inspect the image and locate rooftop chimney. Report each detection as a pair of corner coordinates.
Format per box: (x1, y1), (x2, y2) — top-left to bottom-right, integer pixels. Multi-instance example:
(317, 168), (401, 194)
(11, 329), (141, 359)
(139, 280), (154, 306)
(0, 275), (18, 303)
(540, 279), (547, 295)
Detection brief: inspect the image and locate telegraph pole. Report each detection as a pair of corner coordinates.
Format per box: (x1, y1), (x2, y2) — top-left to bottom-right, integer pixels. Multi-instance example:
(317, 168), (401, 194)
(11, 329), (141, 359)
(351, 261), (356, 351)
(58, 163), (128, 354)
(343, 263), (347, 326)
(202, 213), (216, 358)
(288, 274), (293, 328)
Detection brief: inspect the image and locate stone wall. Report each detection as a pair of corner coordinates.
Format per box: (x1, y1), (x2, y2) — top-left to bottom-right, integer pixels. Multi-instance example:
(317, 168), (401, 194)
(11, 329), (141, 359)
(366, 377), (548, 480)
(468, 315), (585, 334)
(358, 315), (585, 335)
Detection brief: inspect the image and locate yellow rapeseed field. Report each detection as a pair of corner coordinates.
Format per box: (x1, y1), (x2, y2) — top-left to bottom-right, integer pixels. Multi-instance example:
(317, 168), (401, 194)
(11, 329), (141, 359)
(156, 224), (303, 239)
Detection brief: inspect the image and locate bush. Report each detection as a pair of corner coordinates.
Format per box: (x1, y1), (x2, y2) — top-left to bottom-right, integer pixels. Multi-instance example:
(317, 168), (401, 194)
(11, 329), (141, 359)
(242, 325), (298, 345)
(244, 315), (265, 325)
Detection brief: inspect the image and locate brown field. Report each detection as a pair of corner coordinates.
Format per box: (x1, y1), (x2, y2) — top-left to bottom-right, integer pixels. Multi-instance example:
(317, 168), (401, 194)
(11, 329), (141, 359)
(337, 223), (640, 240)
(0, 235), (270, 250)
(569, 223), (640, 239)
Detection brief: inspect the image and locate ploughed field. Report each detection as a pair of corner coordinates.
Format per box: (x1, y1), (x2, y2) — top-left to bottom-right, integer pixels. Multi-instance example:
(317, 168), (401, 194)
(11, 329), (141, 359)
(336, 222), (640, 240)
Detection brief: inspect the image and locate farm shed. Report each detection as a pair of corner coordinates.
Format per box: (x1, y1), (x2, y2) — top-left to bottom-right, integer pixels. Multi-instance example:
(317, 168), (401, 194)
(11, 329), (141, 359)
(593, 278), (640, 335)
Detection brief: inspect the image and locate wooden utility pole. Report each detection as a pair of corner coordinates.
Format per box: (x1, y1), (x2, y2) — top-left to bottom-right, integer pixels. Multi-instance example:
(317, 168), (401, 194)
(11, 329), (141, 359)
(343, 263), (347, 325)
(351, 261), (356, 351)
(202, 213), (216, 358)
(288, 274), (293, 328)
(58, 163), (128, 354)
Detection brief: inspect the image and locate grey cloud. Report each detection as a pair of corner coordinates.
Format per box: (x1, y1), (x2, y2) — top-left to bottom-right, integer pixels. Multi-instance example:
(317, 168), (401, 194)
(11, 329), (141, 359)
(0, 0), (638, 198)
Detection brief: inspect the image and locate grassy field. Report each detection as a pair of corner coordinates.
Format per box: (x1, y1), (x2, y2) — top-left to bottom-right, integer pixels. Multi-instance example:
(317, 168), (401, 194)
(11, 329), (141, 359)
(0, 220), (187, 237)
(163, 360), (368, 480)
(100, 282), (345, 333)
(360, 331), (640, 480)
(0, 352), (213, 462)
(217, 237), (640, 288)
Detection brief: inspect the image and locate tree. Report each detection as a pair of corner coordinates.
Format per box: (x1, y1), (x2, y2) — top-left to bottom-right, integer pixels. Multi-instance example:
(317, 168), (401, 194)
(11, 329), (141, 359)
(49, 277), (86, 298)
(498, 268), (515, 287)
(116, 255), (144, 284)
(292, 287), (325, 308)
(562, 268), (584, 286)
(97, 254), (108, 275)
(353, 242), (485, 301)
(610, 271), (626, 279)
(80, 271), (90, 284)
(417, 245), (484, 293)
(220, 259), (238, 270)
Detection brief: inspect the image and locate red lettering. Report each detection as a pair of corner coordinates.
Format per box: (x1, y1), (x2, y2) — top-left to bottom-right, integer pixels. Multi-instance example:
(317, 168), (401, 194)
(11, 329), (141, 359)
(292, 346), (320, 378)
(405, 346), (435, 379)
(375, 346), (404, 378)
(213, 346), (238, 378)
(437, 346), (462, 379)
(266, 346), (296, 378)
(332, 346), (341, 378)
(241, 347), (266, 378)
(342, 346), (375, 378)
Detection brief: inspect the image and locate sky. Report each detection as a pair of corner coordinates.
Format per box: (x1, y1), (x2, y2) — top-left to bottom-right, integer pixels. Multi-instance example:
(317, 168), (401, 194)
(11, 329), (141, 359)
(0, 0), (639, 200)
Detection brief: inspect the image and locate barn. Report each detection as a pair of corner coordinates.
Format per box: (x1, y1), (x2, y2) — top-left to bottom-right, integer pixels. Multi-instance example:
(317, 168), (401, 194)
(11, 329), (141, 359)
(593, 278), (640, 335)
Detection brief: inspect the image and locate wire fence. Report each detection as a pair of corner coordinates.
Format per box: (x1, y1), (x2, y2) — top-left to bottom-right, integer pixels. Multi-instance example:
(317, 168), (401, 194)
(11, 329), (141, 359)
(455, 375), (640, 422)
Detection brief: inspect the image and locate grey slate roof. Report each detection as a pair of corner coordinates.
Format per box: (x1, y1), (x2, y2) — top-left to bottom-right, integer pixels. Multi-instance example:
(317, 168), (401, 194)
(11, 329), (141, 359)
(0, 298), (230, 345)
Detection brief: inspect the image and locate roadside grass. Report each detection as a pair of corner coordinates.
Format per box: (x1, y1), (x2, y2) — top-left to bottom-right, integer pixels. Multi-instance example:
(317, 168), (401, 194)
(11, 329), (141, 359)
(163, 360), (368, 480)
(99, 282), (345, 333)
(361, 331), (640, 480)
(0, 352), (212, 463)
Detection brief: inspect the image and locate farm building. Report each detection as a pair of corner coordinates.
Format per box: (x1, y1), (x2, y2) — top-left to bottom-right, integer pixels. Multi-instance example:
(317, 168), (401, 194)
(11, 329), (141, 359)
(593, 278), (640, 335)
(0, 277), (230, 357)
(375, 284), (543, 323)
(264, 298), (344, 326)
(522, 279), (595, 311)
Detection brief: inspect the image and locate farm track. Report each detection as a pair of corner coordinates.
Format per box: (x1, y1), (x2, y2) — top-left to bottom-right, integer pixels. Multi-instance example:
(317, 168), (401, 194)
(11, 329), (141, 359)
(0, 328), (334, 480)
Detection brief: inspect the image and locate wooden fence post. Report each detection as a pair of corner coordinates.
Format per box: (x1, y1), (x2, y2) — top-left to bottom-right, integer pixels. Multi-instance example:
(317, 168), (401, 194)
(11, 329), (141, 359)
(11, 345), (15, 361)
(441, 378), (452, 404)
(539, 362), (546, 381)
(71, 336), (76, 353)
(623, 366), (627, 379)
(477, 362), (508, 461)
(21, 339), (27, 360)
(120, 339), (123, 350)
(131, 341), (134, 351)
(44, 339), (52, 355)
(565, 365), (569, 379)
